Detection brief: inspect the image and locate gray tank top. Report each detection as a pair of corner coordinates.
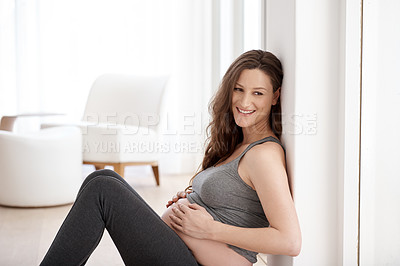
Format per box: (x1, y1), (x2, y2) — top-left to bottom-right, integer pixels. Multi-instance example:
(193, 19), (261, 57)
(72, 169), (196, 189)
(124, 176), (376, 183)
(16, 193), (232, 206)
(187, 136), (284, 263)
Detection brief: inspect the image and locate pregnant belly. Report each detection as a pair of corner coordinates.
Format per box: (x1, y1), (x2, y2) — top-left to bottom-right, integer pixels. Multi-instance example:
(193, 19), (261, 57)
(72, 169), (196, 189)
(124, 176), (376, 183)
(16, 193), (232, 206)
(161, 198), (251, 266)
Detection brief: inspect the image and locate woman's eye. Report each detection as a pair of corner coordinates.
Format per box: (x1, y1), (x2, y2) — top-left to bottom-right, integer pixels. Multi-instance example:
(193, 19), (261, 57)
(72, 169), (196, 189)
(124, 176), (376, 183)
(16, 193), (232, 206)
(233, 87), (242, 92)
(254, 91), (263, 95)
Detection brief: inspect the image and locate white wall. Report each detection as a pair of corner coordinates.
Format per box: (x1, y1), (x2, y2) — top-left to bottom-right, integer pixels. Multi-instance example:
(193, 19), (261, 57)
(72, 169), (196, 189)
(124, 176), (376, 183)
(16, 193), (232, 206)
(263, 4), (296, 265)
(265, 0), (343, 265)
(264, 1), (295, 264)
(265, 1), (400, 265)
(338, 0), (362, 265)
(360, 0), (400, 265)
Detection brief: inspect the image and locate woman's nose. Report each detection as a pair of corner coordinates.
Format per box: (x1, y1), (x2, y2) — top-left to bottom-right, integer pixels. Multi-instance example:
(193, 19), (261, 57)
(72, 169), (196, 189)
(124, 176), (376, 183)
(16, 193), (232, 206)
(240, 92), (252, 108)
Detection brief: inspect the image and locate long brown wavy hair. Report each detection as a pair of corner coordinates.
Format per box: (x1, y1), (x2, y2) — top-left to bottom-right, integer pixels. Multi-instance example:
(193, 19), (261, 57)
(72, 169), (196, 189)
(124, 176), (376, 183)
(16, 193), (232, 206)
(186, 50), (283, 191)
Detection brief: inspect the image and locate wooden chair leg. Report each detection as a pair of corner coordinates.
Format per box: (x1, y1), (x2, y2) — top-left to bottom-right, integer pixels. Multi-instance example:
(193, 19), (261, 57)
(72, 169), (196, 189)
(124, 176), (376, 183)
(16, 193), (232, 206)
(151, 165), (160, 186)
(113, 164), (125, 178)
(94, 165), (103, 171)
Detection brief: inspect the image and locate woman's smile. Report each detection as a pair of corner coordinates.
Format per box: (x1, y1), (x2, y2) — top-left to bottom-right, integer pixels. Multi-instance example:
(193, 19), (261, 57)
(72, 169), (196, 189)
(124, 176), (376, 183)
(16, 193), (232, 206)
(236, 107), (255, 115)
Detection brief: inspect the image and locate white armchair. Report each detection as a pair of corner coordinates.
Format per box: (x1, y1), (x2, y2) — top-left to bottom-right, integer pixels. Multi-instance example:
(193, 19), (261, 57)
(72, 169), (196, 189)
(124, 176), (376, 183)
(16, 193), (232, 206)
(42, 74), (168, 185)
(0, 126), (82, 207)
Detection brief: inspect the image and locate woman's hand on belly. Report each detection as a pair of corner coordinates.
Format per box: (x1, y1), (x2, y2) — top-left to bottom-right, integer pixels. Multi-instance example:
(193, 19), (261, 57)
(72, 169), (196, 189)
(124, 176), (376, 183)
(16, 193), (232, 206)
(166, 191), (191, 208)
(161, 198), (191, 225)
(161, 199), (251, 266)
(169, 202), (214, 239)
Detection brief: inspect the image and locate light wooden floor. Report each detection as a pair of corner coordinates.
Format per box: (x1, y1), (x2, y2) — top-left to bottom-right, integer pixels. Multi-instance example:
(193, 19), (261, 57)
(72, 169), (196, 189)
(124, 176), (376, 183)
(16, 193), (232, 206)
(0, 165), (267, 266)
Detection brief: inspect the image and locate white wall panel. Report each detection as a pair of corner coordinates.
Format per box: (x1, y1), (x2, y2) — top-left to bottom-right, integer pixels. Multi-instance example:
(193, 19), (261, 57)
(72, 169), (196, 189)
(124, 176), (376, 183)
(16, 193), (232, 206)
(360, 0), (400, 265)
(265, 0), (342, 265)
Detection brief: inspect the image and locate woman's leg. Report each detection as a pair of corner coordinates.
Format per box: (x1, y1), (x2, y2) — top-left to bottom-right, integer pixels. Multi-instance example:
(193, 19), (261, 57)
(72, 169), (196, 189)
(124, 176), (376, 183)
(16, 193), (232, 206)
(40, 169), (198, 266)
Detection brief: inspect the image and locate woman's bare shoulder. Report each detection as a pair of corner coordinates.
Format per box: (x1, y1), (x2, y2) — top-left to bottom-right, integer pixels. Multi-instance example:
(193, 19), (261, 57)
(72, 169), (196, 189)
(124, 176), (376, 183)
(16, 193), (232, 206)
(237, 140), (287, 187)
(244, 140), (285, 165)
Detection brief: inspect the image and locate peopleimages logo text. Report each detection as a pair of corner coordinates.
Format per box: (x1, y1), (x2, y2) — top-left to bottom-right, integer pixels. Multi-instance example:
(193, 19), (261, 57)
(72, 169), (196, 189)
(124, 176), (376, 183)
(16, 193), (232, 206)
(82, 141), (204, 154)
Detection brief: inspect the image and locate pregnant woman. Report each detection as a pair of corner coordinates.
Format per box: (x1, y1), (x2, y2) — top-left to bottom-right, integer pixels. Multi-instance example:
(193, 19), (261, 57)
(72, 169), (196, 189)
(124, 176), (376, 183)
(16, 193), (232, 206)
(40, 50), (301, 266)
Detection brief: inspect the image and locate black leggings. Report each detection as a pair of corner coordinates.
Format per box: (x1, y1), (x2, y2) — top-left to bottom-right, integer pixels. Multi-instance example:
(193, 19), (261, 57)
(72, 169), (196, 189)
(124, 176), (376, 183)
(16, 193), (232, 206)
(40, 169), (199, 266)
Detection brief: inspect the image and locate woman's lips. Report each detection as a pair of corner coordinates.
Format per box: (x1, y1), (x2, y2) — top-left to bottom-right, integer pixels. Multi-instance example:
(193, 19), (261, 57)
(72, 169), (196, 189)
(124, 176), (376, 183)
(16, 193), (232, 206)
(237, 107), (255, 114)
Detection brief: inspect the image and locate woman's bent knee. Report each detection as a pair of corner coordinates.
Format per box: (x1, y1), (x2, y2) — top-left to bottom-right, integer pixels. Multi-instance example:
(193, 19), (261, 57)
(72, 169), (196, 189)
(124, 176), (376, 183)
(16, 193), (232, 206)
(85, 169), (122, 182)
(79, 169), (124, 194)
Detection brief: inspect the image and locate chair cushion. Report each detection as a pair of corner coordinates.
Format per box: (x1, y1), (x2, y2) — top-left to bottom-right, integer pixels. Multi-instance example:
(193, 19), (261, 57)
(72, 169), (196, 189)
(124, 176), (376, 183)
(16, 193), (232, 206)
(80, 123), (161, 163)
(0, 126), (82, 207)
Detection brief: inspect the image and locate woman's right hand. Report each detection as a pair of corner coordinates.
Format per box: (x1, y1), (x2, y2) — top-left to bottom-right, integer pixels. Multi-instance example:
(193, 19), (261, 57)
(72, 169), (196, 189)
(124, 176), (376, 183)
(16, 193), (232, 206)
(166, 191), (189, 208)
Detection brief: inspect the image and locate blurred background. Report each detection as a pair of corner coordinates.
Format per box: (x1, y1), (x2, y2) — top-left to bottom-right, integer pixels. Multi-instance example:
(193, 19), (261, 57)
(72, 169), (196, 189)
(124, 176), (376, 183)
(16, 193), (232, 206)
(0, 0), (264, 174)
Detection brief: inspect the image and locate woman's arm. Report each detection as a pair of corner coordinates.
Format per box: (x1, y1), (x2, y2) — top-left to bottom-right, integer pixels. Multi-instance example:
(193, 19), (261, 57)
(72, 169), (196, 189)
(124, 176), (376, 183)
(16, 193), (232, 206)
(170, 142), (301, 256)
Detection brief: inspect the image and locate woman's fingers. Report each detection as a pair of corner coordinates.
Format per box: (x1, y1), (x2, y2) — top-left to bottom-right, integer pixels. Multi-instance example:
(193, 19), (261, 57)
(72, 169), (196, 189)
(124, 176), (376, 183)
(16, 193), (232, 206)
(172, 205), (186, 216)
(188, 203), (202, 210)
(172, 195), (178, 202)
(178, 203), (191, 212)
(169, 218), (183, 232)
(169, 213), (182, 225)
(166, 191), (188, 207)
(169, 214), (184, 233)
(169, 206), (187, 232)
(166, 201), (172, 208)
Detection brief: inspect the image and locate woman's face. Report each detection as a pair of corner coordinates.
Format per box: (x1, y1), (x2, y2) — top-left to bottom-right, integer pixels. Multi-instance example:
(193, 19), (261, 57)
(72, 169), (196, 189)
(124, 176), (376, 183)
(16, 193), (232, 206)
(231, 68), (280, 133)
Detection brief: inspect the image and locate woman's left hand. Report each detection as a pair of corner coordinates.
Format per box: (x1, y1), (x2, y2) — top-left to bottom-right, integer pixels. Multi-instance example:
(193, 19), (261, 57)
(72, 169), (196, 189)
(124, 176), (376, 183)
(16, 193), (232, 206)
(169, 203), (214, 239)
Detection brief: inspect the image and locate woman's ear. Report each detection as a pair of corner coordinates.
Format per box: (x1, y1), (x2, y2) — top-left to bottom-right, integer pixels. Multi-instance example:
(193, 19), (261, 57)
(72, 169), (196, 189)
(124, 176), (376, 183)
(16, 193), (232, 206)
(272, 87), (281, 105)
